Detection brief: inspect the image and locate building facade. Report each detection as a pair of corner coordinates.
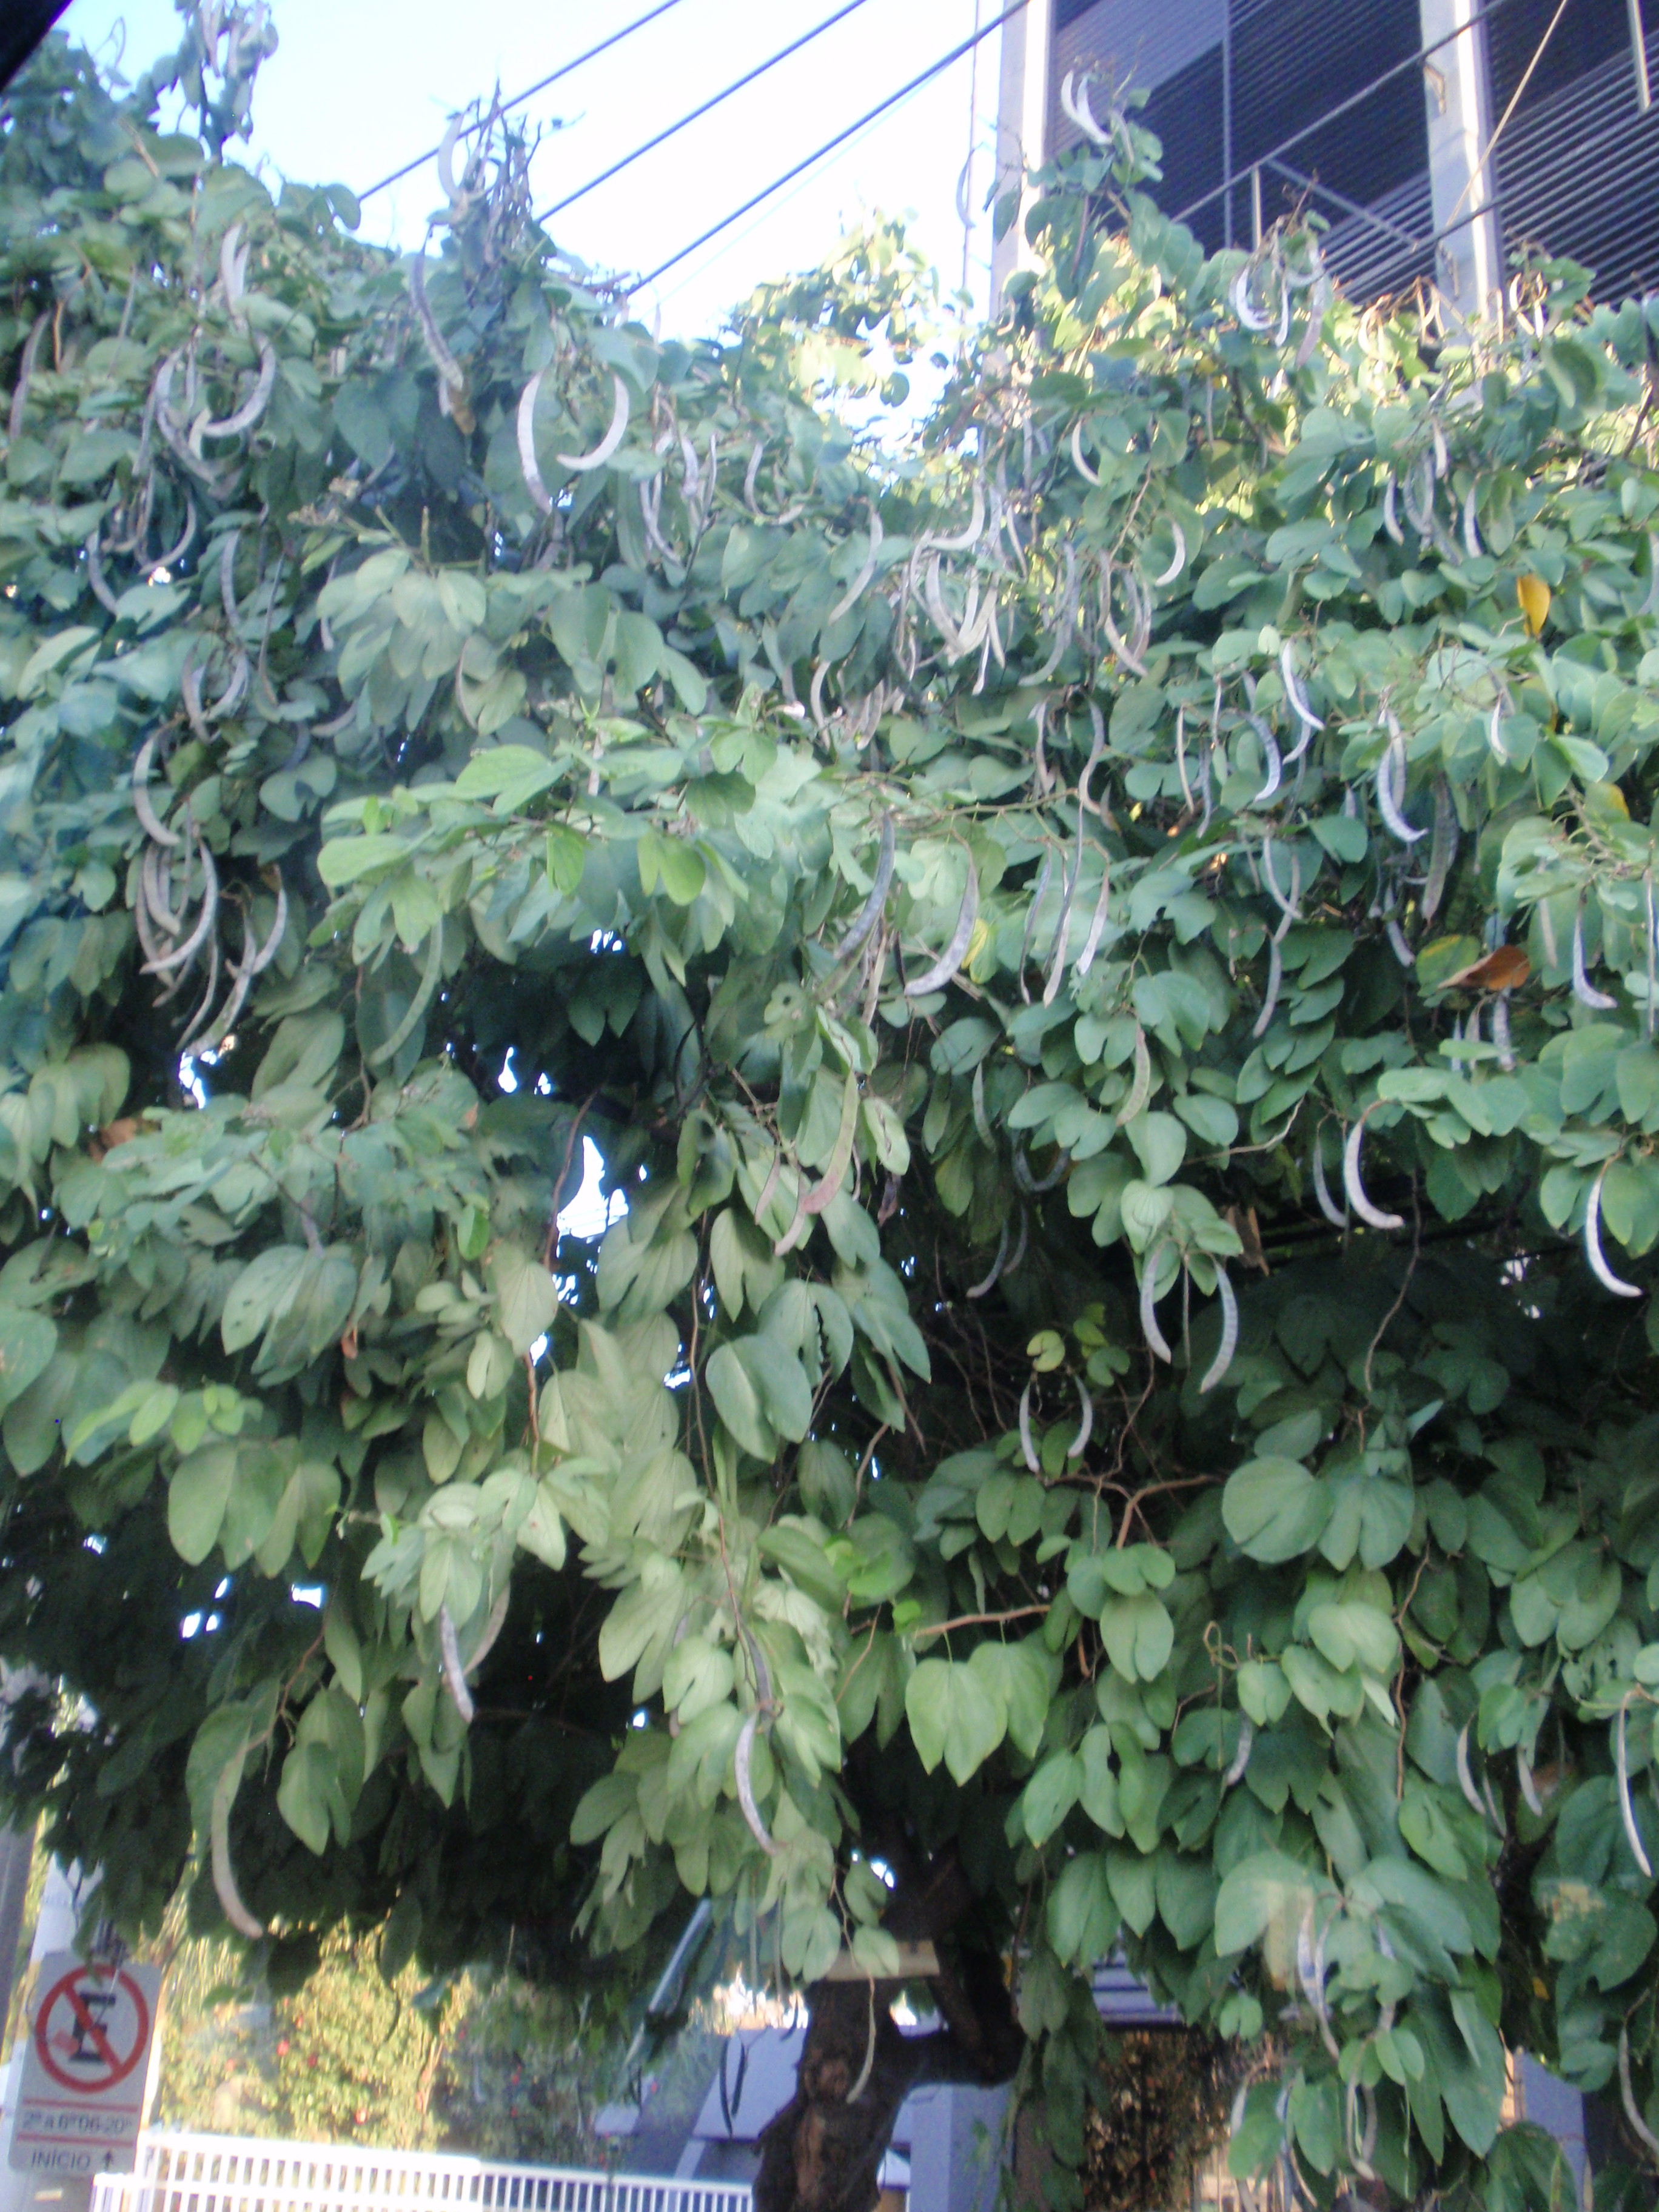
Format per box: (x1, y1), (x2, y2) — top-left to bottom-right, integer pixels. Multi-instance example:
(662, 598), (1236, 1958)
(993, 0), (1659, 310)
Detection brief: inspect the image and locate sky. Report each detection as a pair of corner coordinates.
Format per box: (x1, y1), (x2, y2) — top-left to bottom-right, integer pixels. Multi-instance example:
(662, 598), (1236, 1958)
(59, 0), (1010, 351)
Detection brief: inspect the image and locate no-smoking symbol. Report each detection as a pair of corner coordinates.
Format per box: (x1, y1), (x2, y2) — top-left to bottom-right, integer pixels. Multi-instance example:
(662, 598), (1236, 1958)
(33, 1965), (151, 2095)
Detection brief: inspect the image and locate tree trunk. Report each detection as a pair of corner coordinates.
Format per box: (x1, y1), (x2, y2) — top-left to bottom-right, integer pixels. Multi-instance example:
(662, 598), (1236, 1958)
(752, 1948), (1024, 2212)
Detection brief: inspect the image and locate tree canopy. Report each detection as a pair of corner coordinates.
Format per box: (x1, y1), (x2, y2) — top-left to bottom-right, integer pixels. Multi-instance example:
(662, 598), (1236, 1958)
(9, 12), (1659, 2210)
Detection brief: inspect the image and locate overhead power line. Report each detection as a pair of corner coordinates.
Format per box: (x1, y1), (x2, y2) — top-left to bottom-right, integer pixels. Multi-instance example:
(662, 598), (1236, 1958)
(357, 0), (694, 207)
(538, 0), (877, 223)
(634, 0), (1031, 292)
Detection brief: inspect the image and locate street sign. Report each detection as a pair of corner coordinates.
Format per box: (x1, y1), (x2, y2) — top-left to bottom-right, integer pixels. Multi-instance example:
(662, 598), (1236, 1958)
(7, 1952), (160, 2177)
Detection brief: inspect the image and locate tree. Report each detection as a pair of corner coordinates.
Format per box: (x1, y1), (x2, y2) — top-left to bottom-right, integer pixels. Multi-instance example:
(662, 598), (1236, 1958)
(6, 12), (1659, 2210)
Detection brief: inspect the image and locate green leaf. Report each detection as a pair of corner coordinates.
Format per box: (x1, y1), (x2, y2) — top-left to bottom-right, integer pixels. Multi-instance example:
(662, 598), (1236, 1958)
(1100, 1592), (1175, 1681)
(490, 1244), (558, 1357)
(1020, 1751), (1082, 1845)
(169, 1443), (236, 1566)
(1047, 1851), (1119, 1965)
(1213, 1849), (1324, 1956)
(0, 1305), (56, 1414)
(1223, 1457), (1332, 1562)
(453, 744), (559, 810)
(905, 1657), (1006, 1783)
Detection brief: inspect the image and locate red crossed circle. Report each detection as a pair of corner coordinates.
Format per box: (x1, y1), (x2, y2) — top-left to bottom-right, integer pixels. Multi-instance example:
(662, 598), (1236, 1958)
(33, 1965), (150, 2094)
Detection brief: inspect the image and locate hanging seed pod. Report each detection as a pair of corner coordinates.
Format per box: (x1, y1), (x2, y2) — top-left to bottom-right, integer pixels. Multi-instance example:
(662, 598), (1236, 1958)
(1586, 1163), (1643, 1298)
(1381, 474), (1404, 545)
(1344, 1114), (1404, 1231)
(1572, 903), (1618, 1011)
(1312, 1133), (1347, 1228)
(1384, 916), (1414, 970)
(1252, 928), (1285, 1040)
(826, 500), (882, 624)
(1462, 484), (1483, 559)
(1222, 1719), (1253, 1789)
(132, 736), (181, 848)
(1619, 1696), (1654, 1874)
(7, 312), (48, 443)
(557, 375), (630, 472)
(1005, 1206), (1030, 1279)
(1070, 420), (1101, 487)
(84, 529), (121, 617)
(1492, 991), (1515, 1070)
(966, 1218), (1009, 1301)
(1376, 729), (1425, 843)
(1199, 1264), (1238, 1393)
(517, 371), (554, 514)
(1455, 1721), (1484, 1814)
(1116, 1025), (1151, 1127)
(1620, 2028), (1659, 2161)
(1140, 1244), (1174, 1363)
(1517, 1743), (1544, 1817)
(1279, 643), (1323, 734)
(439, 1604), (475, 1723)
(734, 1714), (780, 1855)
(903, 856), (979, 997)
(1017, 1380), (1041, 1472)
(1488, 699), (1510, 762)
(971, 1061), (994, 1147)
(1250, 721), (1281, 805)
(831, 814), (896, 962)
(211, 1764), (264, 1939)
(195, 337), (276, 441)
(1422, 777), (1458, 922)
(1150, 523), (1187, 587)
(1067, 1376), (1093, 1458)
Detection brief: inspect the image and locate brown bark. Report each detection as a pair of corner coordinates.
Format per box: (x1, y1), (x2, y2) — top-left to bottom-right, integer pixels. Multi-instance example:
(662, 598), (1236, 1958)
(752, 1947), (1024, 2212)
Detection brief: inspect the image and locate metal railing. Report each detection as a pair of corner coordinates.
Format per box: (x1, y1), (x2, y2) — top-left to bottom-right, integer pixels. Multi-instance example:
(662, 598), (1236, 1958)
(90, 2134), (752, 2212)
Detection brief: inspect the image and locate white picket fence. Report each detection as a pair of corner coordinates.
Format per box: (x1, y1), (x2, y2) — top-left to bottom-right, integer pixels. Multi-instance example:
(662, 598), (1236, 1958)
(90, 2134), (752, 2212)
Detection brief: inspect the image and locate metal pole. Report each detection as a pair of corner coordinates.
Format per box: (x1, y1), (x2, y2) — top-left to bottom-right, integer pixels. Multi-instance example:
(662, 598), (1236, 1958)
(1631, 0), (1652, 109)
(1251, 164), (1262, 246)
(0, 1825), (33, 2044)
(1221, 0), (1234, 247)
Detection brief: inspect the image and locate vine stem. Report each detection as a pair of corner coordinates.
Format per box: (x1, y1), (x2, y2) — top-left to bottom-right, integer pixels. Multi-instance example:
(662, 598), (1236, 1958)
(910, 1605), (1047, 1644)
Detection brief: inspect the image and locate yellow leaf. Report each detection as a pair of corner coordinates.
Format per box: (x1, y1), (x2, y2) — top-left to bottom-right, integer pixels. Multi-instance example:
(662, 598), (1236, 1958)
(1517, 573), (1551, 636)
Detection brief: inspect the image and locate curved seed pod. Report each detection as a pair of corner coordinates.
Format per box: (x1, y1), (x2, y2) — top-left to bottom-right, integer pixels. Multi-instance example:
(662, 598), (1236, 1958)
(1297, 1909), (1341, 2063)
(142, 492), (196, 579)
(1150, 523), (1186, 588)
(1462, 483), (1483, 559)
(1517, 1743), (1544, 1817)
(1422, 777), (1458, 922)
(771, 1184), (811, 1259)
(1032, 698), (1053, 794)
(1381, 474), (1404, 544)
(1224, 1717), (1253, 1788)
(218, 221), (249, 318)
(1013, 1142), (1070, 1195)
(1042, 852), (1081, 1007)
(180, 657), (210, 741)
(208, 649), (249, 722)
(1252, 930), (1284, 1040)
(184, 913), (260, 1055)
(438, 1604), (475, 1723)
(1456, 1721), (1484, 1815)
(827, 501), (883, 625)
(1116, 1025), (1152, 1128)
(1620, 1696), (1654, 1875)
(734, 1713), (780, 1856)
(1260, 837), (1301, 921)
(1070, 420), (1101, 486)
(152, 352), (224, 488)
(247, 873), (288, 976)
(922, 554), (964, 657)
(557, 374), (629, 472)
(516, 371), (554, 515)
(966, 1219), (1008, 1301)
(1062, 67), (1112, 146)
(7, 312), (48, 443)
(1068, 1376), (1093, 1459)
(970, 1062), (995, 1149)
(743, 438), (765, 514)
(846, 1985), (877, 2105)
(1641, 532), (1659, 618)
(409, 250), (465, 392)
(1620, 2027), (1659, 2161)
(1017, 1381), (1041, 1473)
(436, 114), (466, 206)
(1311, 1134), (1347, 1228)
(1376, 733), (1425, 842)
(1101, 559), (1148, 678)
(1489, 700), (1510, 762)
(831, 814), (895, 962)
(1587, 1164), (1643, 1297)
(1076, 861), (1112, 980)
(1199, 1264), (1238, 1393)
(141, 843), (219, 976)
(1385, 917), (1414, 969)
(1493, 991), (1515, 1070)
(219, 529), (242, 629)
(173, 925), (221, 1037)
(141, 844), (179, 936)
(923, 483), (986, 555)
(1572, 905), (1618, 1011)
(903, 856), (979, 997)
(196, 337), (275, 440)
(1005, 1205), (1030, 1279)
(85, 530), (121, 617)
(211, 1761), (264, 1939)
(1344, 1114), (1404, 1231)
(366, 918), (446, 1065)
(801, 1073), (860, 1218)
(1140, 1245), (1174, 1364)
(1231, 265), (1272, 333)
(1251, 723), (1281, 805)
(1279, 643), (1323, 732)
(132, 735), (181, 848)
(1431, 418), (1449, 478)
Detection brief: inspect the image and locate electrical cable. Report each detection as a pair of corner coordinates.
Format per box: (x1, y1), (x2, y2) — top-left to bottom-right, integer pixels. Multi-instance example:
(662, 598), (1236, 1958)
(1441, 0), (1573, 232)
(634, 0), (1030, 291)
(538, 0), (877, 222)
(357, 0), (695, 206)
(1171, 0), (1537, 230)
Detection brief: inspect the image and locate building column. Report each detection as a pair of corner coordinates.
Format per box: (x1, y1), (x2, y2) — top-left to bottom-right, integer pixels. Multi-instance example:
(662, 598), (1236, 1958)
(990, 0), (1055, 307)
(1420, 0), (1503, 312)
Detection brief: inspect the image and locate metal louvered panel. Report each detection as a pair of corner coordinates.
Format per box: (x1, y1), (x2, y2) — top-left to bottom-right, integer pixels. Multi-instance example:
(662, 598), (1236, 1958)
(1495, 30), (1659, 295)
(1049, 0), (1224, 156)
(1319, 169), (1436, 297)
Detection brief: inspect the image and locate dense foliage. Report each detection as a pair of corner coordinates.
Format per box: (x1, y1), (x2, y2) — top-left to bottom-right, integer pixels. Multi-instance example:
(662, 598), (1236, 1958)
(11, 11), (1659, 2208)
